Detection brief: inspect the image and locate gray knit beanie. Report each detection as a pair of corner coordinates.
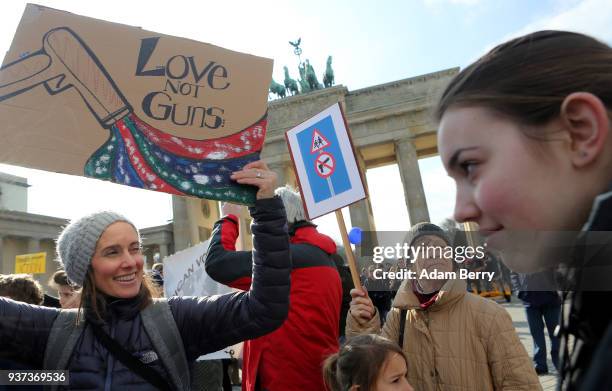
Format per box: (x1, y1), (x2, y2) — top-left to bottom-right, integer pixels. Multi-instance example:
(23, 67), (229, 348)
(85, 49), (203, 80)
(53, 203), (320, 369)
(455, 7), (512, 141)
(56, 211), (138, 286)
(407, 222), (450, 248)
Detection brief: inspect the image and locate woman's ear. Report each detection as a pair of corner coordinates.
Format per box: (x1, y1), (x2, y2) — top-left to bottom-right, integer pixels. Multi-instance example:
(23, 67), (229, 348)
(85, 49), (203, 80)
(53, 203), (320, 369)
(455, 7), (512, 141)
(560, 92), (610, 167)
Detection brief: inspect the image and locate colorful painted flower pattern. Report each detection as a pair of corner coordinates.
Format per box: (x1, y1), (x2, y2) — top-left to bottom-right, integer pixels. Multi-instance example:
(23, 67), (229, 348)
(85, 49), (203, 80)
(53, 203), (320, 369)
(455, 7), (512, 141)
(85, 113), (267, 205)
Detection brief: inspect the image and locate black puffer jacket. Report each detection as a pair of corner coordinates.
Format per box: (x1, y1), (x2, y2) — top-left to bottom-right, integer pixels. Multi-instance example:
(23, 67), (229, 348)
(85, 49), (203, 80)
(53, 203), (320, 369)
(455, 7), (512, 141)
(558, 188), (612, 391)
(0, 197), (291, 390)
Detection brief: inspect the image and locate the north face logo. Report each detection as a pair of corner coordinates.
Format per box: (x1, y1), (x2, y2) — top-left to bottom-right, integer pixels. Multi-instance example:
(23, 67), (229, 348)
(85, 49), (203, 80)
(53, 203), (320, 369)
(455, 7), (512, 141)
(139, 350), (159, 364)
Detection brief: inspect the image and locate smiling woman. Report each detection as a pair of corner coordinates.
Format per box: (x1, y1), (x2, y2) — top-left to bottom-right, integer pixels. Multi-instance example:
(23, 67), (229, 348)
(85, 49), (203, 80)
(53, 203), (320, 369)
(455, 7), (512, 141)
(0, 160), (293, 390)
(57, 213), (158, 320)
(90, 222), (145, 299)
(435, 30), (612, 390)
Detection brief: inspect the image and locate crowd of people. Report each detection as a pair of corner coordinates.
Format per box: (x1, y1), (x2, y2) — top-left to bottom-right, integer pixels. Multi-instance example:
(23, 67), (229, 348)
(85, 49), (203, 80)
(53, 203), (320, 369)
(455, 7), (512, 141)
(0, 29), (611, 390)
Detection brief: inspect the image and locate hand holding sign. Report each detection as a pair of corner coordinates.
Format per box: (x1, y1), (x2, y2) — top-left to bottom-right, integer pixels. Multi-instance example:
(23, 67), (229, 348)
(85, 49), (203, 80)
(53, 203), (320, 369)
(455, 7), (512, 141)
(349, 286), (376, 324)
(230, 160), (278, 199)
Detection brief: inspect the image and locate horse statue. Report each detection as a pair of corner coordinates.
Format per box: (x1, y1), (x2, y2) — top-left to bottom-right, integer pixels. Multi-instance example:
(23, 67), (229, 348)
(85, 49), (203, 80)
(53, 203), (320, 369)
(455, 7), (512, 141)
(298, 63), (310, 93)
(305, 60), (323, 91)
(284, 66), (299, 96)
(269, 78), (286, 99)
(323, 56), (335, 88)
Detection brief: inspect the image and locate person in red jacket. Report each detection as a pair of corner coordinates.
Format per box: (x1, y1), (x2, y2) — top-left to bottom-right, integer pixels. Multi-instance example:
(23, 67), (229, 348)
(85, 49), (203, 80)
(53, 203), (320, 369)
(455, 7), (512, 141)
(206, 186), (343, 391)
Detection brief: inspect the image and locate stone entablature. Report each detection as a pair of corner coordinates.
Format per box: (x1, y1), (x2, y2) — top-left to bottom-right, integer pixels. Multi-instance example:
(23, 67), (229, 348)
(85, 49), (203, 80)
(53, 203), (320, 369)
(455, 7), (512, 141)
(0, 173), (29, 187)
(0, 210), (67, 240)
(263, 67), (459, 165)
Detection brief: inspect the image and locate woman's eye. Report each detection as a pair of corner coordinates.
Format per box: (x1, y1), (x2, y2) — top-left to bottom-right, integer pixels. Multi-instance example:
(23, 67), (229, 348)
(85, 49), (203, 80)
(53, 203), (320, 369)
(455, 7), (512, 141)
(459, 160), (478, 177)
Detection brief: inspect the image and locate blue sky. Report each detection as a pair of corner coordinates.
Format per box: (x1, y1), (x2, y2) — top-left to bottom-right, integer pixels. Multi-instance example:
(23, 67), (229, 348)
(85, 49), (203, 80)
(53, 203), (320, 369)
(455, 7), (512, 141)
(0, 0), (610, 240)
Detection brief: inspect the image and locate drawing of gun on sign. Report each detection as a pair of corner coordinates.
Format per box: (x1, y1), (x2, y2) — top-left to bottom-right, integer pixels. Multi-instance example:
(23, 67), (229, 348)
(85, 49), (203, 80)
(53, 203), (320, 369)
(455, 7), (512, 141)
(317, 155), (331, 175)
(0, 5), (272, 205)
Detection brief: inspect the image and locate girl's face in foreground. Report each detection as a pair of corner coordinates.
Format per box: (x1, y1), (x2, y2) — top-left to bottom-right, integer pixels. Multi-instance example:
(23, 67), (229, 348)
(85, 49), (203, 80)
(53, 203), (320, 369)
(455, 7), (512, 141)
(91, 222), (144, 298)
(373, 352), (413, 391)
(438, 106), (602, 272)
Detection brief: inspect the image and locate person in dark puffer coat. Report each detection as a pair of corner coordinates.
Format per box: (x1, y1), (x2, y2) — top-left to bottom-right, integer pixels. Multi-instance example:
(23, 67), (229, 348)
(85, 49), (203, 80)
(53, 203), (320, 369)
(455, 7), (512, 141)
(0, 160), (291, 390)
(206, 186), (342, 391)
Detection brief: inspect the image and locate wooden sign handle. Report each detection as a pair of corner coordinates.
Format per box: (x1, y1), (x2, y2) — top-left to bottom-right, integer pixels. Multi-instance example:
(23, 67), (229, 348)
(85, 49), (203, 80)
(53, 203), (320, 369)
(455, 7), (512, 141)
(335, 210), (362, 289)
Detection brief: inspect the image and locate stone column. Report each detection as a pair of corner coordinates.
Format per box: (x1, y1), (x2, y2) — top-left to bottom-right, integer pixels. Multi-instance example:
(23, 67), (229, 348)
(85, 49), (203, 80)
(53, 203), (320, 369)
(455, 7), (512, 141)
(268, 162), (288, 188)
(27, 238), (41, 254)
(0, 235), (5, 274)
(172, 196), (199, 252)
(25, 237), (44, 276)
(395, 138), (430, 224)
(348, 151), (377, 234)
(236, 212), (253, 251)
(158, 243), (169, 259)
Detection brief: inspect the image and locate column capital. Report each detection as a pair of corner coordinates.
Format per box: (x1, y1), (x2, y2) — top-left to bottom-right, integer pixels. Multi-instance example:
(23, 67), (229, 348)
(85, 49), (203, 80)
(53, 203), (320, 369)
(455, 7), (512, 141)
(393, 137), (417, 148)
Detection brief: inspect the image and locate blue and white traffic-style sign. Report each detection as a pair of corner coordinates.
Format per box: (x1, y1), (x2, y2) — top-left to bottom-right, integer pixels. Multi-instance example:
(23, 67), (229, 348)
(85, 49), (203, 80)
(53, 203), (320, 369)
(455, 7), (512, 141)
(298, 117), (351, 201)
(286, 102), (366, 219)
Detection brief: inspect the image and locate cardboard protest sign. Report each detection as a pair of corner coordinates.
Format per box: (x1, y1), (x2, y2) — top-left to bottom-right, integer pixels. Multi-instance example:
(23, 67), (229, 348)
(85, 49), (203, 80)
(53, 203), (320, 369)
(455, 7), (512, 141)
(15, 252), (46, 274)
(163, 240), (232, 298)
(163, 240), (239, 360)
(285, 103), (366, 219)
(0, 4), (272, 205)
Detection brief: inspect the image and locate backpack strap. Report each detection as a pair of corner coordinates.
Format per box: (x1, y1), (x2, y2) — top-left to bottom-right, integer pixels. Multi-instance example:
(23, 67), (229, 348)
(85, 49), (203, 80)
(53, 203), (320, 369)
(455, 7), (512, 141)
(398, 309), (408, 349)
(43, 309), (85, 391)
(90, 321), (172, 391)
(141, 299), (191, 391)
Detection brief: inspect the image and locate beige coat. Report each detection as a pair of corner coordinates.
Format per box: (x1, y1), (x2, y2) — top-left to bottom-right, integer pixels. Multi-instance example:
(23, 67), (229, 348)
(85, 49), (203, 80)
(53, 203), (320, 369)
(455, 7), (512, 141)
(346, 278), (541, 391)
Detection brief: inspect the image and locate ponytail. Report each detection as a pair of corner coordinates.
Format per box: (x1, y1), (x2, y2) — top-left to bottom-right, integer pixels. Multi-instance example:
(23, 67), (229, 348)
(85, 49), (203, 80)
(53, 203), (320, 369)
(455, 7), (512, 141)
(323, 352), (342, 391)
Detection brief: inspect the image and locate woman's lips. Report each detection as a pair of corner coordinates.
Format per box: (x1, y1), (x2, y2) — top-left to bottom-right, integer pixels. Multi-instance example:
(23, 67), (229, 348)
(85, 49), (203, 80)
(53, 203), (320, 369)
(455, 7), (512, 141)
(114, 272), (137, 283)
(479, 226), (503, 237)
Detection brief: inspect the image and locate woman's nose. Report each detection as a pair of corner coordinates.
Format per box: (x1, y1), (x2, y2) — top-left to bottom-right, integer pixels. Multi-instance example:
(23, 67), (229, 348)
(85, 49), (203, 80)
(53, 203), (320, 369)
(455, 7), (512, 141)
(453, 186), (480, 223)
(120, 250), (140, 268)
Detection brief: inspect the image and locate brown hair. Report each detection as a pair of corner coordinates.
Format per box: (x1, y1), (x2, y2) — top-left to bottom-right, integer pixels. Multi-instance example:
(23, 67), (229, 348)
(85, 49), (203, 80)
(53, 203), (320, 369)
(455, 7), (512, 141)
(435, 31), (612, 130)
(77, 268), (160, 322)
(48, 270), (76, 290)
(0, 274), (44, 305)
(323, 334), (408, 391)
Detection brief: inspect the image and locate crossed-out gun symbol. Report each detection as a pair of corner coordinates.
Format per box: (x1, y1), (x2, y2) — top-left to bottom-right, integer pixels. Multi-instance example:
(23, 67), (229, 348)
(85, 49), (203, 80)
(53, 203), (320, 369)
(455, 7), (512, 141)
(318, 155), (330, 174)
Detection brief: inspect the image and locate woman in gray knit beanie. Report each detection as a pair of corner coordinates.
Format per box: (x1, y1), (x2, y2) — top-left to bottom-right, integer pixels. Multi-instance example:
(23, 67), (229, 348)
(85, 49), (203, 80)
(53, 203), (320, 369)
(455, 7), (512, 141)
(57, 210), (141, 296)
(0, 160), (293, 390)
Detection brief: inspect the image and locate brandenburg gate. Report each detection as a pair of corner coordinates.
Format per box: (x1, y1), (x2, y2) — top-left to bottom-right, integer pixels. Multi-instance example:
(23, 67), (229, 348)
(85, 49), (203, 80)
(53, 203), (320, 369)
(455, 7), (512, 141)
(172, 67), (459, 250)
